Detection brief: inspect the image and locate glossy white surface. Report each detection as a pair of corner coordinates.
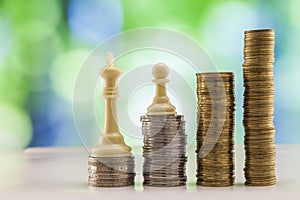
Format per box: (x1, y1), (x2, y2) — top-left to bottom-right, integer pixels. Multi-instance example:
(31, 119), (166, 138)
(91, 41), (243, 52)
(0, 145), (299, 199)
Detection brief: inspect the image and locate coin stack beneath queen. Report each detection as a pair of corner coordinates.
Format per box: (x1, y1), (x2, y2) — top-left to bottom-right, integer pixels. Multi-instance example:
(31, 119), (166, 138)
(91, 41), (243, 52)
(88, 53), (135, 187)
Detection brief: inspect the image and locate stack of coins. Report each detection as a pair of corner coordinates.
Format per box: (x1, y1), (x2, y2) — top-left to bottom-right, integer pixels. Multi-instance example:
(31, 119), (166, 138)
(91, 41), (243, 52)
(243, 29), (276, 186)
(141, 115), (187, 187)
(196, 72), (235, 187)
(88, 156), (135, 187)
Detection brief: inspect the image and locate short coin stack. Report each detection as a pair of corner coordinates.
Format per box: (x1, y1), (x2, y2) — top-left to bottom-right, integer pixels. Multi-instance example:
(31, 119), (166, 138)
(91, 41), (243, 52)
(196, 72), (235, 187)
(88, 156), (135, 187)
(141, 115), (187, 187)
(243, 29), (276, 186)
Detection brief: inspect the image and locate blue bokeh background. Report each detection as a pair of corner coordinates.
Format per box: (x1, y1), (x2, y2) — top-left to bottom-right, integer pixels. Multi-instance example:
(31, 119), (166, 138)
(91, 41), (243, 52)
(0, 0), (298, 149)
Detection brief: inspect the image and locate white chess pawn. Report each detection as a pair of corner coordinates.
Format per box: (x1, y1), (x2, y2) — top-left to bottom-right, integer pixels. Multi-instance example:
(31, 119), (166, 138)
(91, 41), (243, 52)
(91, 53), (132, 157)
(147, 63), (177, 115)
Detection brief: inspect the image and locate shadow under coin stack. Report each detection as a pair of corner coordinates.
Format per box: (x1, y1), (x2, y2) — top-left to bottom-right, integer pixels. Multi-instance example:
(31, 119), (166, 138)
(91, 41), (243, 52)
(141, 63), (187, 187)
(243, 29), (276, 186)
(88, 53), (135, 187)
(196, 73), (235, 187)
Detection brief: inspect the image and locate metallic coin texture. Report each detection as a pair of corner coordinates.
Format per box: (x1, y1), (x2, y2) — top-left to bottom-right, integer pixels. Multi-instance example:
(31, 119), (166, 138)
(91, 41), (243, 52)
(88, 156), (135, 187)
(243, 29), (276, 186)
(141, 115), (187, 187)
(196, 72), (235, 187)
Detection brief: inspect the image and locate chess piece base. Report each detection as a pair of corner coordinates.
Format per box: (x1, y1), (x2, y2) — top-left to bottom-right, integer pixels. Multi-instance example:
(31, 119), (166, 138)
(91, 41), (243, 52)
(91, 134), (132, 157)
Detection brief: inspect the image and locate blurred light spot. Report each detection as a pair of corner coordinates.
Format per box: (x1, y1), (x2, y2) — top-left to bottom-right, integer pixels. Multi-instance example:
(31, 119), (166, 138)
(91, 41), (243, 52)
(3, 0), (61, 27)
(29, 95), (79, 146)
(16, 20), (55, 42)
(50, 49), (90, 102)
(115, 49), (197, 87)
(0, 16), (11, 63)
(200, 1), (259, 61)
(0, 103), (32, 150)
(127, 85), (182, 128)
(0, 63), (25, 105)
(11, 32), (63, 79)
(275, 59), (300, 107)
(68, 0), (123, 45)
(289, 0), (300, 29)
(53, 121), (79, 146)
(154, 20), (195, 38)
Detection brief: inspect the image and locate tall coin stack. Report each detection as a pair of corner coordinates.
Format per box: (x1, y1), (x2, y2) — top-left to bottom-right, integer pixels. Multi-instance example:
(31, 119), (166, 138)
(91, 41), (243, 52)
(243, 29), (276, 186)
(196, 73), (235, 187)
(141, 115), (187, 187)
(142, 63), (187, 187)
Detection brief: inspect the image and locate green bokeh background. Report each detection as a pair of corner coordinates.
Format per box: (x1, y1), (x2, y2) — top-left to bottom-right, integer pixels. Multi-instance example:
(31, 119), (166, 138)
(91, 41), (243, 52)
(0, 0), (298, 149)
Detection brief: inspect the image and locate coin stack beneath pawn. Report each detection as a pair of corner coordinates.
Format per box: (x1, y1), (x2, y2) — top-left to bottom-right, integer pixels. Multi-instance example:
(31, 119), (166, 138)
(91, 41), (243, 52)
(141, 115), (187, 187)
(88, 156), (135, 187)
(196, 73), (235, 187)
(243, 29), (276, 186)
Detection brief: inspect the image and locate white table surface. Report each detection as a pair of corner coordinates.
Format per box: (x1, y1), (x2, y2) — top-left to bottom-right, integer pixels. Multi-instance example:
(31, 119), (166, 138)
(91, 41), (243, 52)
(0, 144), (299, 200)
